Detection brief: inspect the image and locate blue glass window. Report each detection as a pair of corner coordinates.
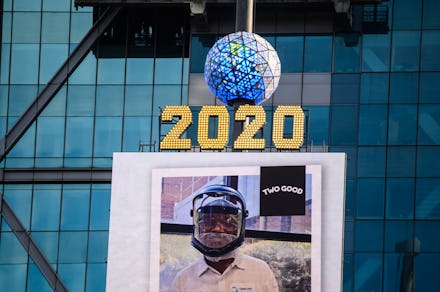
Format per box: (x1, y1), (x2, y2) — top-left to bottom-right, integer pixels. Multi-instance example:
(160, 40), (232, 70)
(12, 12), (41, 43)
(31, 186), (61, 231)
(43, 0), (71, 11)
(333, 33), (360, 73)
(67, 85), (95, 116)
(41, 86), (66, 117)
(86, 263), (107, 292)
(65, 117), (93, 157)
(391, 31), (420, 72)
(276, 35), (304, 72)
(388, 105), (417, 145)
(416, 147), (440, 177)
(415, 221), (440, 252)
(124, 85), (153, 116)
(389, 73), (418, 103)
(36, 117), (65, 158)
(70, 12), (93, 44)
(14, 0), (41, 11)
(387, 147), (416, 177)
(155, 58), (183, 84)
(343, 253), (353, 292)
(331, 74), (360, 104)
(5, 124), (35, 168)
(42, 12), (69, 43)
(0, 232), (28, 264)
(357, 147), (386, 177)
(10, 44), (39, 84)
(2, 12), (12, 43)
(1, 44), (10, 84)
(90, 185), (111, 230)
(190, 35), (217, 73)
(302, 106), (329, 146)
(418, 105), (440, 145)
(2, 185), (32, 230)
(88, 231), (108, 262)
(8, 85), (38, 117)
(27, 263), (53, 292)
(93, 117), (122, 157)
(31, 232), (59, 263)
(414, 254), (440, 291)
(0, 265), (27, 292)
(97, 59), (125, 85)
(384, 254), (412, 292)
(330, 105), (358, 145)
(362, 34), (390, 72)
(60, 186), (90, 230)
(420, 73), (440, 103)
(59, 231), (89, 263)
(392, 0), (421, 30)
(386, 178), (414, 219)
(68, 52), (96, 84)
(344, 221), (354, 252)
(423, 0), (440, 29)
(358, 105), (387, 145)
(356, 178), (385, 218)
(355, 220), (383, 251)
(96, 86), (124, 116)
(153, 85), (182, 116)
(58, 264), (86, 292)
(360, 73), (388, 104)
(123, 117), (151, 152)
(126, 59), (154, 84)
(354, 253), (383, 292)
(421, 31), (440, 71)
(40, 44), (69, 84)
(384, 220), (414, 252)
(415, 178), (440, 219)
(304, 36), (332, 72)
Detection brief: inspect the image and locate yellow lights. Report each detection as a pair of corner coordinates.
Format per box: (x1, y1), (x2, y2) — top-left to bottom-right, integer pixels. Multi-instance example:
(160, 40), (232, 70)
(198, 106), (229, 150)
(160, 106), (192, 150)
(234, 105), (266, 150)
(272, 105), (305, 149)
(160, 105), (304, 151)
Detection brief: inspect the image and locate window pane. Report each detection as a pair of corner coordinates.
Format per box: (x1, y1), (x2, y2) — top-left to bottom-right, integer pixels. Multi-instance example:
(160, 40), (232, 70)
(155, 58), (183, 84)
(36, 117), (65, 157)
(41, 85), (67, 117)
(0, 232), (27, 264)
(420, 73), (440, 103)
(356, 178), (385, 218)
(357, 147), (386, 177)
(152, 85), (182, 116)
(126, 58), (154, 84)
(416, 178), (440, 219)
(330, 105), (358, 145)
(40, 44), (69, 84)
(360, 73), (389, 104)
(304, 36), (332, 72)
(31, 188), (61, 231)
(343, 253), (353, 292)
(389, 73), (418, 103)
(386, 178), (414, 219)
(59, 231), (88, 263)
(331, 74), (360, 104)
(384, 220), (414, 252)
(10, 44), (39, 84)
(415, 254), (440, 292)
(358, 105), (387, 145)
(7, 123), (35, 160)
(392, 0), (421, 30)
(384, 254), (413, 292)
(90, 186), (111, 230)
(355, 220), (383, 251)
(70, 12), (93, 44)
(123, 117), (151, 152)
(14, 0), (41, 11)
(86, 263), (107, 292)
(31, 232), (59, 263)
(333, 33), (360, 73)
(8, 85), (38, 117)
(423, 0), (440, 29)
(418, 105), (440, 145)
(391, 31), (420, 72)
(97, 58), (125, 84)
(42, 12), (69, 43)
(387, 146), (416, 177)
(61, 187), (90, 230)
(415, 221), (440, 252)
(0, 265), (27, 292)
(2, 12), (12, 43)
(354, 253), (383, 292)
(1, 44), (10, 84)
(58, 264), (86, 292)
(27, 263), (53, 292)
(421, 31), (440, 71)
(388, 105), (417, 145)
(276, 35), (303, 72)
(88, 231), (108, 262)
(96, 85), (124, 116)
(302, 73), (331, 105)
(124, 85), (153, 116)
(43, 0), (71, 11)
(93, 117), (122, 157)
(65, 117), (93, 157)
(67, 85), (95, 116)
(416, 147), (440, 177)
(12, 12), (41, 43)
(362, 34), (390, 72)
(68, 52), (96, 84)
(302, 106), (329, 145)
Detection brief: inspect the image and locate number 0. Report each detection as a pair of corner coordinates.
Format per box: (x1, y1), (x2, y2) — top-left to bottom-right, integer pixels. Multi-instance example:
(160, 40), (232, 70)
(272, 105), (304, 149)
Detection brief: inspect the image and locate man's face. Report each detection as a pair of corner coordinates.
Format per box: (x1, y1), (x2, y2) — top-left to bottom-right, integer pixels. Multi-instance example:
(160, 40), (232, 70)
(198, 213), (239, 248)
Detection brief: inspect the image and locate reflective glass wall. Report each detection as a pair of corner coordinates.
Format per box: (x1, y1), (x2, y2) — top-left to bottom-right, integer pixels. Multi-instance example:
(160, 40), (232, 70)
(1, 0), (440, 291)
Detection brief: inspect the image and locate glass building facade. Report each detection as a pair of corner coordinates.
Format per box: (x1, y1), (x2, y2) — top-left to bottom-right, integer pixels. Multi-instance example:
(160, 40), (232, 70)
(0, 0), (439, 291)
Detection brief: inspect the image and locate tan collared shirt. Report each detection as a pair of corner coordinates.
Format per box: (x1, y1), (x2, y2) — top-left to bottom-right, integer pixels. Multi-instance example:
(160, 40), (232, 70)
(171, 253), (279, 292)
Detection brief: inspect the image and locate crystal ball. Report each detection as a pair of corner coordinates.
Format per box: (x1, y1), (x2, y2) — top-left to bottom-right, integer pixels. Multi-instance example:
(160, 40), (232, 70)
(204, 31), (281, 106)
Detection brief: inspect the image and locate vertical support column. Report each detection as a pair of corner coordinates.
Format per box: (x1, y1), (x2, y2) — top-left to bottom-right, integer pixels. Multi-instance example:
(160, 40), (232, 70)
(235, 0), (255, 33)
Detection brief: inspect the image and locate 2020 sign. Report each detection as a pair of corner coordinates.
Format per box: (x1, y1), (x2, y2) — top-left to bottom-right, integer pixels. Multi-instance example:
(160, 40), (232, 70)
(159, 105), (304, 150)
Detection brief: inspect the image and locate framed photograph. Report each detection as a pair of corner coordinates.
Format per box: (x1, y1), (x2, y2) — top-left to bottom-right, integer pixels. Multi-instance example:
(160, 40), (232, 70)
(107, 152), (346, 292)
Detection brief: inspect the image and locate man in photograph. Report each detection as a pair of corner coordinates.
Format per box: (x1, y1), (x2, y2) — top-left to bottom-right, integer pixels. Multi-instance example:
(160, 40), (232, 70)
(171, 184), (279, 292)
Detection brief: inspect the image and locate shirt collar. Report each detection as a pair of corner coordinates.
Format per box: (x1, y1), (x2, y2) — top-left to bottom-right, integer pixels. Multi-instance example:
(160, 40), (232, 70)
(196, 253), (247, 277)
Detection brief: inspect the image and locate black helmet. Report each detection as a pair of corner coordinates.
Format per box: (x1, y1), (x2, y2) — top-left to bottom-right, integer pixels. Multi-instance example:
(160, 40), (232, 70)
(190, 185), (248, 257)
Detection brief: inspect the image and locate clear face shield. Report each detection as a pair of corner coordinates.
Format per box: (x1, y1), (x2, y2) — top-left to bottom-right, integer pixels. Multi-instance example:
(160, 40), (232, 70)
(193, 194), (244, 251)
